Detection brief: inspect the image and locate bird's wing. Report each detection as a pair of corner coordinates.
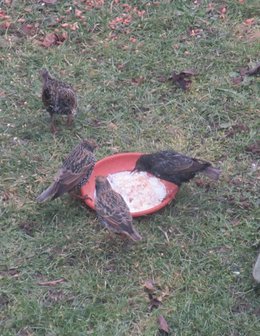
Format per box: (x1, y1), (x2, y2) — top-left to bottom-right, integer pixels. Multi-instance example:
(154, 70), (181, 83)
(57, 163), (93, 188)
(153, 153), (194, 173)
(50, 164), (93, 200)
(96, 191), (132, 233)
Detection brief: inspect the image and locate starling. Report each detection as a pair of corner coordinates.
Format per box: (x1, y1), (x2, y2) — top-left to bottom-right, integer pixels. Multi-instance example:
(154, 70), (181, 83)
(133, 150), (220, 186)
(95, 176), (142, 241)
(36, 139), (97, 202)
(40, 68), (77, 133)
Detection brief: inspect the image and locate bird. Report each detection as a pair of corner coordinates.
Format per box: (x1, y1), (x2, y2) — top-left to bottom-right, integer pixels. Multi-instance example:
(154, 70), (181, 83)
(36, 139), (97, 202)
(132, 150), (220, 186)
(94, 176), (142, 241)
(39, 68), (77, 133)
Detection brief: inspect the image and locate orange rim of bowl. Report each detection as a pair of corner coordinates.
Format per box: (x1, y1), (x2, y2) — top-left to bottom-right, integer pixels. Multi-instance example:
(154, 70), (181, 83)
(81, 152), (179, 217)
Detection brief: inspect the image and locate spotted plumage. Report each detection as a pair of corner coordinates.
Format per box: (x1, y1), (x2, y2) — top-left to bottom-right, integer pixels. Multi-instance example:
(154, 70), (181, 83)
(40, 68), (77, 133)
(36, 139), (97, 202)
(133, 150), (220, 186)
(95, 176), (142, 241)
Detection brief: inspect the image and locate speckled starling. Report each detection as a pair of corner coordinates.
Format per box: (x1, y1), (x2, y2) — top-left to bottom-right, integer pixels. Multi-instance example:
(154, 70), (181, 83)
(133, 150), (220, 186)
(36, 139), (97, 202)
(40, 69), (77, 133)
(95, 176), (142, 241)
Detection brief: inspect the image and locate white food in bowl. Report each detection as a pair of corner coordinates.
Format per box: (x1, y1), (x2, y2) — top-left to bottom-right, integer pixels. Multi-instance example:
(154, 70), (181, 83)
(107, 171), (167, 213)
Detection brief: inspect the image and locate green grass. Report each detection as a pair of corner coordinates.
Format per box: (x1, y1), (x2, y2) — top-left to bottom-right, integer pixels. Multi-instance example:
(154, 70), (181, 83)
(1, 1), (259, 335)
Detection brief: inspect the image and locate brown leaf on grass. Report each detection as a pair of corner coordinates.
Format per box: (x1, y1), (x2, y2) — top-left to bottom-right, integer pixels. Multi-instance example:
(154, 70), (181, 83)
(245, 141), (260, 154)
(75, 9), (83, 18)
(107, 122), (118, 130)
(243, 18), (255, 26)
(0, 21), (12, 30)
(3, 0), (12, 5)
(131, 76), (144, 86)
(40, 32), (67, 47)
(246, 63), (260, 76)
(247, 30), (260, 42)
(189, 28), (203, 37)
(148, 293), (162, 311)
(144, 279), (156, 292)
(40, 32), (57, 47)
(231, 76), (243, 85)
(42, 0), (57, 4)
(37, 278), (66, 286)
(169, 69), (197, 91)
(158, 315), (169, 334)
(21, 24), (37, 36)
(61, 22), (79, 31)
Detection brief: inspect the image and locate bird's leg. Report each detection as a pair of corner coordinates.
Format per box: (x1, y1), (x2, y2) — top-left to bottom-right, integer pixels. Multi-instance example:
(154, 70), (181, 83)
(50, 114), (58, 134)
(67, 113), (73, 127)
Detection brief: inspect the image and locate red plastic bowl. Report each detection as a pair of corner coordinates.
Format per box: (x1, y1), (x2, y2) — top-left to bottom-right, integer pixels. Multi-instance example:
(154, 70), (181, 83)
(81, 152), (179, 217)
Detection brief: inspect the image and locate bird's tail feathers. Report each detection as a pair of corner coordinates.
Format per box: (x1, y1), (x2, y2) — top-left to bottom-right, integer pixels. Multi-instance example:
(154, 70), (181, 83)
(129, 228), (142, 241)
(202, 166), (221, 180)
(36, 181), (59, 203)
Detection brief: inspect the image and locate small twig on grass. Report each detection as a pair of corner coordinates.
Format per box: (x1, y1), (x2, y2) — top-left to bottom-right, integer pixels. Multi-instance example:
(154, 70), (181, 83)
(37, 278), (66, 286)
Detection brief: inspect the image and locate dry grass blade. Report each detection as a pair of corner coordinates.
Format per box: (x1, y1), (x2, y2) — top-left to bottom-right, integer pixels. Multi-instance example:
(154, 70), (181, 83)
(37, 278), (66, 286)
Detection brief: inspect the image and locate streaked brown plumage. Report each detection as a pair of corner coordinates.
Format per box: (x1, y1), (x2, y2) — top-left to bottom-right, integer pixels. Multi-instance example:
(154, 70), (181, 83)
(40, 69), (77, 133)
(133, 150), (220, 186)
(36, 139), (97, 202)
(95, 176), (142, 241)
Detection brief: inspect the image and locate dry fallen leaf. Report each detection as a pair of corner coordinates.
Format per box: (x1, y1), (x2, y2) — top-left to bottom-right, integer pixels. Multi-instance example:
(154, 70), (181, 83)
(40, 32), (67, 47)
(246, 63), (260, 76)
(148, 293), (162, 311)
(3, 0), (12, 5)
(231, 76), (243, 85)
(144, 279), (155, 292)
(0, 90), (6, 97)
(75, 9), (83, 18)
(21, 24), (37, 36)
(158, 315), (169, 334)
(247, 30), (260, 42)
(245, 141), (260, 154)
(189, 28), (203, 37)
(40, 32), (57, 47)
(107, 122), (118, 130)
(243, 18), (255, 26)
(169, 69), (197, 91)
(131, 76), (144, 85)
(37, 278), (66, 286)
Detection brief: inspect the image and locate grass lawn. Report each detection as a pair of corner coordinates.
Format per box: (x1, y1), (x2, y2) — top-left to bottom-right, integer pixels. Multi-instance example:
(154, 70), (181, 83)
(1, 1), (259, 335)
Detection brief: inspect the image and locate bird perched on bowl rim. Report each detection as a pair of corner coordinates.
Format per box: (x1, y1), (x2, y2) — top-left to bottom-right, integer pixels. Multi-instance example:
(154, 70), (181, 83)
(132, 150), (220, 186)
(39, 68), (77, 133)
(36, 139), (97, 203)
(95, 176), (142, 242)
